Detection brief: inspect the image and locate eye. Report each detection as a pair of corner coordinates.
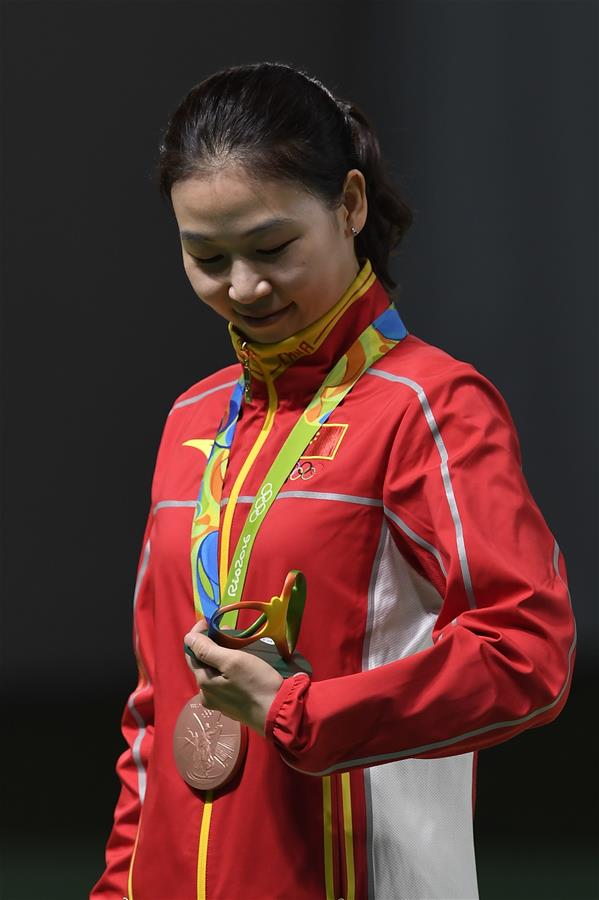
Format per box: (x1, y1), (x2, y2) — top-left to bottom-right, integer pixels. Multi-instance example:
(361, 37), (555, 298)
(192, 254), (223, 264)
(257, 240), (294, 256)
(191, 239), (294, 265)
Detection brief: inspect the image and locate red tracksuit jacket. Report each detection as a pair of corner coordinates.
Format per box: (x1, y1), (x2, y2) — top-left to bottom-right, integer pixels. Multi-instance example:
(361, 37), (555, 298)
(92, 258), (575, 900)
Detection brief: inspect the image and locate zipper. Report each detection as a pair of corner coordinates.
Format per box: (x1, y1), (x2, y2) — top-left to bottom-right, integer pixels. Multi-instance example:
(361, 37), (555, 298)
(239, 340), (252, 403)
(196, 364), (278, 898)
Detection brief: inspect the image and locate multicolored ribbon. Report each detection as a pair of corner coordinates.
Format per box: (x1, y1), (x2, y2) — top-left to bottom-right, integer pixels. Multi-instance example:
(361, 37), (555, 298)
(190, 380), (245, 624)
(190, 304), (408, 633)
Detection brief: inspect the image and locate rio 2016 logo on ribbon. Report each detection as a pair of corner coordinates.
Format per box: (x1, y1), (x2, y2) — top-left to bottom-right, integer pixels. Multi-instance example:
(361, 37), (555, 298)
(249, 483), (273, 523)
(227, 532), (251, 598)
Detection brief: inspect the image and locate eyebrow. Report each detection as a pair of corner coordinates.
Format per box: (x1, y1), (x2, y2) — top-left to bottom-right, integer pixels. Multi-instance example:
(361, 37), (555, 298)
(179, 217), (296, 242)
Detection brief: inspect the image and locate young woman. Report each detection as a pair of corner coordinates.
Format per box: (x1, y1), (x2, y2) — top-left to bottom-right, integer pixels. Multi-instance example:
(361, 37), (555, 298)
(92, 62), (576, 900)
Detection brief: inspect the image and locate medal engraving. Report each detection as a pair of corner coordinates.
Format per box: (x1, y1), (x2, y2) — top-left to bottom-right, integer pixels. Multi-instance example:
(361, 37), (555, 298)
(173, 694), (247, 790)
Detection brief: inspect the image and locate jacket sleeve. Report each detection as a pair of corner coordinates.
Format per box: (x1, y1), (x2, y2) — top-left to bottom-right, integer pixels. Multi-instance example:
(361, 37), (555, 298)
(90, 506), (156, 897)
(264, 365), (576, 776)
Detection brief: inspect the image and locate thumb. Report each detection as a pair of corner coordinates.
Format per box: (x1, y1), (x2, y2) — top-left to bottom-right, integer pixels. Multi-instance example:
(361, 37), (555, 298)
(190, 616), (209, 635)
(184, 626), (229, 672)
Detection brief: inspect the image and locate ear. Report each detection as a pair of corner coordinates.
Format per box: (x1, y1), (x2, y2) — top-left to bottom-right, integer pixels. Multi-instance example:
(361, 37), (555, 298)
(341, 168), (368, 234)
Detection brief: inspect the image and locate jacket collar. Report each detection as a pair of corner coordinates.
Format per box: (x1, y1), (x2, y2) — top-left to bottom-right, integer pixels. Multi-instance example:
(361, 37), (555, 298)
(227, 258), (392, 406)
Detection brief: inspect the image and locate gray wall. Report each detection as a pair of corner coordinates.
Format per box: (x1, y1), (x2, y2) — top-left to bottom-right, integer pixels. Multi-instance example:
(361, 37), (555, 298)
(2, 0), (596, 693)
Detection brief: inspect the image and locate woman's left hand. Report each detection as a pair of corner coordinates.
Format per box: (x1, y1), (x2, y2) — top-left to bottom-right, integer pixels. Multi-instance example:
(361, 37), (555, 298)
(183, 618), (284, 736)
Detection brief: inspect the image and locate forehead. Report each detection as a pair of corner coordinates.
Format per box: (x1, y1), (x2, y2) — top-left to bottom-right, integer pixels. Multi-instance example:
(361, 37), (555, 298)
(171, 166), (320, 239)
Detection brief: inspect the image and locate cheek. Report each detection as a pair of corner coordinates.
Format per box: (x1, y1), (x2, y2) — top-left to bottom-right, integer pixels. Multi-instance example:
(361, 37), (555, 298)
(195, 287), (229, 317)
(182, 258), (200, 290)
(184, 266), (224, 307)
(287, 260), (320, 302)
(281, 256), (312, 295)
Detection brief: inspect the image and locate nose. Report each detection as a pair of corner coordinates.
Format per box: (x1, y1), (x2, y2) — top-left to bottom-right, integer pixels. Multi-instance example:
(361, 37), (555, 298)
(228, 259), (272, 306)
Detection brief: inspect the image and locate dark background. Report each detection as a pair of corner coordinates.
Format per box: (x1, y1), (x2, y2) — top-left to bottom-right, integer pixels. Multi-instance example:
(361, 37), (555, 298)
(1, 1), (597, 898)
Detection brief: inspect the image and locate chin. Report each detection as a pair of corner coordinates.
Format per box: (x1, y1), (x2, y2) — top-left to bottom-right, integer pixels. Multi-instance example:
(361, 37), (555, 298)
(248, 327), (294, 345)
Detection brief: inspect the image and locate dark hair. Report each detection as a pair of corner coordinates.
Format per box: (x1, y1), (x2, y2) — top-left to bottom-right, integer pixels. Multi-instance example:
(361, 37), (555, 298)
(155, 61), (413, 298)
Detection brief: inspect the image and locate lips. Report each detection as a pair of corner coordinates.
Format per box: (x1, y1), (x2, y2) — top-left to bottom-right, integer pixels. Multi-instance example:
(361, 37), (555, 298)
(236, 305), (292, 323)
(244, 311), (280, 320)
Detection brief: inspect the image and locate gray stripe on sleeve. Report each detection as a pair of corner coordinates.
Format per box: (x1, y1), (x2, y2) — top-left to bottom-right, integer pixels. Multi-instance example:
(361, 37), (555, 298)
(152, 499), (197, 514)
(366, 366), (475, 609)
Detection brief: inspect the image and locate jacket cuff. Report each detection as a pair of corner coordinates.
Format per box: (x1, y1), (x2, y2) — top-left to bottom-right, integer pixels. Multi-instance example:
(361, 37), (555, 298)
(264, 672), (311, 746)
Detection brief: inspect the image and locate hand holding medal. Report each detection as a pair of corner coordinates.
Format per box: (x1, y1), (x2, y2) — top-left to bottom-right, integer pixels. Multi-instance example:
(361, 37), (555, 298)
(183, 568), (312, 719)
(174, 569), (312, 791)
(182, 615), (286, 735)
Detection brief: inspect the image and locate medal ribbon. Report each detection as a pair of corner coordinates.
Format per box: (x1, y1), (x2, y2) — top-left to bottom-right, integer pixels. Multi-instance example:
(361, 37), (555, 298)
(190, 304), (408, 630)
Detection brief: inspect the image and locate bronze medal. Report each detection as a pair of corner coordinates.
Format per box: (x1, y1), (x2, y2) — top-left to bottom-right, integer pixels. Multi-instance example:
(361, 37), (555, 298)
(173, 693), (247, 790)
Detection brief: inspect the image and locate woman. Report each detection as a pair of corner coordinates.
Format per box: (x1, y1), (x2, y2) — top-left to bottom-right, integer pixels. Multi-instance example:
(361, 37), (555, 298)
(92, 62), (576, 900)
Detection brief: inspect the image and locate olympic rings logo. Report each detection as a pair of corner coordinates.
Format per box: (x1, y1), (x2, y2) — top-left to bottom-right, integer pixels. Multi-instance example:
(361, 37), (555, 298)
(289, 461), (316, 481)
(249, 483), (274, 522)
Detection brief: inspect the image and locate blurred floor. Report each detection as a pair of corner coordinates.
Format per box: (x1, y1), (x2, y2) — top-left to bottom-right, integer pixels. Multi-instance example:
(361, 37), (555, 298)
(1, 837), (598, 899)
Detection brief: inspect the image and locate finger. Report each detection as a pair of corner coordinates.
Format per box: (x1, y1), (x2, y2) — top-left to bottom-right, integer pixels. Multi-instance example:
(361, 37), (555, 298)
(183, 686), (217, 714)
(184, 649), (221, 679)
(184, 628), (231, 674)
(183, 618), (212, 662)
(189, 616), (208, 635)
(183, 618), (214, 668)
(198, 685), (224, 712)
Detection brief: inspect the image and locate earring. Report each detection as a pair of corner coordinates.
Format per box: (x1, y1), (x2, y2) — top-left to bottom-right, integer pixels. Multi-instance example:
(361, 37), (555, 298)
(351, 226), (359, 236)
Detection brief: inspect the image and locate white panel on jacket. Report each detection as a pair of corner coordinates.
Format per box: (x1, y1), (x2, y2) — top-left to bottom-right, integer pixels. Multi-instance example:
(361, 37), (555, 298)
(363, 523), (478, 900)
